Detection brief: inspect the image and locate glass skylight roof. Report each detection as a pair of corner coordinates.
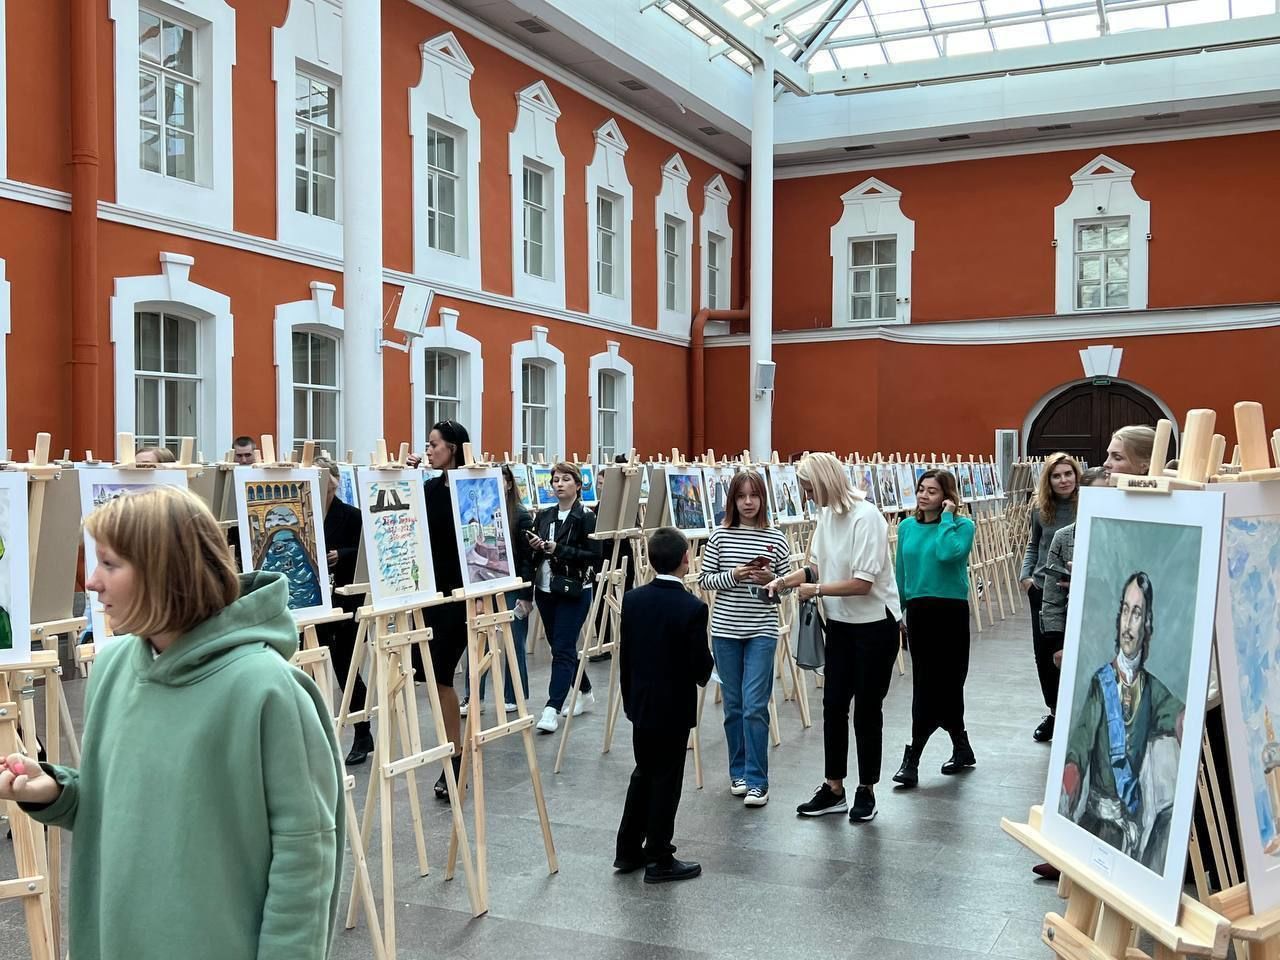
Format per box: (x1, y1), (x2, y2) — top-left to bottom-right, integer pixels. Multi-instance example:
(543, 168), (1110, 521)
(657, 0), (1278, 73)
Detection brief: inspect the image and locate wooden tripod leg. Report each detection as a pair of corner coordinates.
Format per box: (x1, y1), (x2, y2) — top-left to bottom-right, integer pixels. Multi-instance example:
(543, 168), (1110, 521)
(553, 633), (592, 774)
(1201, 728), (1241, 887)
(39, 665), (63, 959)
(376, 627), (397, 960)
(767, 686), (781, 747)
(601, 629), (622, 754)
(55, 675), (80, 767)
(390, 673), (430, 877)
(786, 640), (812, 728)
(343, 775), (386, 960)
(689, 722), (704, 790)
(499, 618), (557, 876)
(345, 648), (381, 929)
(336, 616), (371, 735)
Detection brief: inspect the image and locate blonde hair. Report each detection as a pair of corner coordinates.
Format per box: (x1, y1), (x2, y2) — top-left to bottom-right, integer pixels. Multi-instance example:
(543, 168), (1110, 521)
(1112, 425), (1156, 473)
(1034, 452), (1083, 525)
(136, 445), (176, 464)
(85, 486), (240, 638)
(796, 452), (859, 515)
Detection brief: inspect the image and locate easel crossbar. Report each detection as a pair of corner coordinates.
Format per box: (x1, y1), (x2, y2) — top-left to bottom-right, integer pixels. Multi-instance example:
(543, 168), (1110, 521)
(383, 743), (455, 779)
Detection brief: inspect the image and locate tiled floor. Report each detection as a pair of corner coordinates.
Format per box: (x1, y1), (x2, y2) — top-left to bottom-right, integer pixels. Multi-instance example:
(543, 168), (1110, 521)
(0, 604), (1063, 959)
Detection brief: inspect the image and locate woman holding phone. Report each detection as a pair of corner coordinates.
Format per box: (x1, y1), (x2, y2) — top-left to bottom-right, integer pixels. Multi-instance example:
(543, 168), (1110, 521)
(698, 471), (790, 807)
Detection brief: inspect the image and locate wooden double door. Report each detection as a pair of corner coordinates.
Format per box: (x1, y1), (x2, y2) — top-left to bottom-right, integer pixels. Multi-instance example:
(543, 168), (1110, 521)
(1027, 381), (1169, 469)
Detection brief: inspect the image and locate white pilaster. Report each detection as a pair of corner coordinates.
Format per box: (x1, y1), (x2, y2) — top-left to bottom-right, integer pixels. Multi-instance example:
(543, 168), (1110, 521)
(749, 65), (773, 461)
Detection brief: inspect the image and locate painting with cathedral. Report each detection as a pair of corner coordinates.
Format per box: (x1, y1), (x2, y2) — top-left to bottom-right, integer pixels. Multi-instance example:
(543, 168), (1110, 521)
(1215, 483), (1280, 912)
(233, 467), (332, 619)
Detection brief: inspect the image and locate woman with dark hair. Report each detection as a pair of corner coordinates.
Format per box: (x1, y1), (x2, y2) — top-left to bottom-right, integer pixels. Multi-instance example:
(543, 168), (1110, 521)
(891, 468), (976, 789)
(697, 470), (790, 807)
(527, 462), (602, 734)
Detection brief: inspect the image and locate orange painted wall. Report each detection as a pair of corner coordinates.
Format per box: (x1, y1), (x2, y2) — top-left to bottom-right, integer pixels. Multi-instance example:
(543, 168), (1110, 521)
(773, 131), (1280, 328)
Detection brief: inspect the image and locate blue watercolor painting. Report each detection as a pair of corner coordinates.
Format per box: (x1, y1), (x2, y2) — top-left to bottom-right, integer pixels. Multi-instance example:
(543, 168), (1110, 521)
(453, 473), (514, 587)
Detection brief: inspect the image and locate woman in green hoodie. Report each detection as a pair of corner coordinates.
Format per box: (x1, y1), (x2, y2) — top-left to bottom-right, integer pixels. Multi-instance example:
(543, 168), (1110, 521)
(0, 486), (343, 960)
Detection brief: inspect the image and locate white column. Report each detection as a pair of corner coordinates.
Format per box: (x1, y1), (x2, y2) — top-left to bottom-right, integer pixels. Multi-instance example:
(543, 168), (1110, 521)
(749, 62), (774, 461)
(341, 0), (384, 457)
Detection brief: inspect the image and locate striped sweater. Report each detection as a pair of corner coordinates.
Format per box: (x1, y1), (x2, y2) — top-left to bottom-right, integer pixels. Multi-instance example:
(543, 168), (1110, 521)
(697, 525), (793, 640)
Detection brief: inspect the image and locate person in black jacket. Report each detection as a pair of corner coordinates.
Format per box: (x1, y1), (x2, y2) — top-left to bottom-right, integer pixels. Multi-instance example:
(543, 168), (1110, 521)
(615, 526), (713, 884)
(313, 454), (371, 765)
(527, 461), (602, 734)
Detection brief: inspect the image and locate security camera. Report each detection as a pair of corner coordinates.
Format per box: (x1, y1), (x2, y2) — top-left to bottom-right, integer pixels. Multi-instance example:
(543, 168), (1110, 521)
(1095, 204), (1105, 213)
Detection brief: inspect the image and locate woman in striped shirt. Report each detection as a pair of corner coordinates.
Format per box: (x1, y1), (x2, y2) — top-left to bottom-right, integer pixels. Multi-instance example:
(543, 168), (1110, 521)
(698, 471), (791, 807)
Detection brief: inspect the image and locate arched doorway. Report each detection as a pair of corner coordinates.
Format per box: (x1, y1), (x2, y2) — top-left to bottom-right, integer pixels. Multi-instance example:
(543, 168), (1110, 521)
(1025, 379), (1173, 469)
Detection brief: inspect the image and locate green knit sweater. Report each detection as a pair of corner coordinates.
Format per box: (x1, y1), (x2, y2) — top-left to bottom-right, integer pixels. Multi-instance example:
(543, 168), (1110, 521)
(895, 512), (976, 603)
(22, 572), (343, 960)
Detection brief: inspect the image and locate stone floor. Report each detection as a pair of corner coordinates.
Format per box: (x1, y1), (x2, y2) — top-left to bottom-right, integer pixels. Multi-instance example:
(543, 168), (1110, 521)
(0, 604), (1064, 959)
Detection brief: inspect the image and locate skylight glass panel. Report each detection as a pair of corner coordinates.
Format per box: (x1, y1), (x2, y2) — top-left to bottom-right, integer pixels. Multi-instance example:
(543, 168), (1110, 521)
(991, 21), (1050, 46)
(1047, 13), (1102, 40)
(866, 0), (932, 31)
(686, 18), (713, 35)
(728, 48), (754, 66)
(662, 4), (692, 23)
(942, 28), (995, 53)
(744, 11), (764, 23)
(1165, 0), (1227, 21)
(726, 0), (753, 14)
(812, 49), (841, 69)
(983, 0), (1045, 15)
(1106, 6), (1170, 31)
(1041, 0), (1091, 10)
(884, 35), (943, 59)
(1232, 0), (1277, 16)
(835, 42), (890, 64)
(833, 12), (878, 36)
(925, 0), (987, 26)
(787, 5), (829, 30)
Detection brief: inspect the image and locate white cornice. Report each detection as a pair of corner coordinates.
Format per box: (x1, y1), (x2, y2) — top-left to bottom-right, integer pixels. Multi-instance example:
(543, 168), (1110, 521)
(704, 305), (1280, 347)
(0, 177), (690, 348)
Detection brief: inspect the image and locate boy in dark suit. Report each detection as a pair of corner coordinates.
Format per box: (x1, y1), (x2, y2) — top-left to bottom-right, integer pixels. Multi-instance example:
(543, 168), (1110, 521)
(615, 527), (714, 884)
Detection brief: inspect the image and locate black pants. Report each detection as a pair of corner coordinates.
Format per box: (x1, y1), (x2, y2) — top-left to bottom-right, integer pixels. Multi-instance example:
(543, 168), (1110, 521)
(318, 615), (367, 721)
(905, 598), (970, 749)
(1040, 630), (1065, 712)
(822, 612), (899, 785)
(616, 726), (688, 864)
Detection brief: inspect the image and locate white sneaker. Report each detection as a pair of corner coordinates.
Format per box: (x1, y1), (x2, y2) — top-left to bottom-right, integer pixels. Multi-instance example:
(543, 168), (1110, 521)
(536, 706), (559, 734)
(459, 698), (470, 717)
(505, 702), (518, 713)
(730, 779), (748, 796)
(744, 787), (769, 807)
(560, 691), (596, 717)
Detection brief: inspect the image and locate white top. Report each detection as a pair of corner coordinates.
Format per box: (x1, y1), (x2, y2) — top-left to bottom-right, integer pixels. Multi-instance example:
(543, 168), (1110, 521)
(810, 497), (902, 624)
(536, 508), (573, 592)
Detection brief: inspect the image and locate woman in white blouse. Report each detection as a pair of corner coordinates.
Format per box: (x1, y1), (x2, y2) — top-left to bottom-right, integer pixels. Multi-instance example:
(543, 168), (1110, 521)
(768, 452), (902, 824)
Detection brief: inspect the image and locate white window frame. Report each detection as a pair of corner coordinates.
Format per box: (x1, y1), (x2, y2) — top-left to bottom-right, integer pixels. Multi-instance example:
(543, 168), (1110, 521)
(586, 118), (633, 325)
(830, 177), (914, 326)
(410, 32), (481, 291)
(509, 82), (565, 310)
(700, 174), (734, 311)
(110, 252), (233, 456)
(656, 154), (693, 335)
(0, 259), (12, 454)
(510, 326), (565, 462)
(273, 0), (343, 254)
(274, 281), (344, 458)
(847, 236), (901, 323)
(1055, 154), (1150, 314)
(522, 163), (551, 280)
(520, 362), (551, 463)
(137, 9), (200, 185)
(589, 342), (635, 465)
(1073, 218), (1132, 312)
(133, 310), (201, 452)
(109, 0), (235, 229)
(410, 306), (483, 454)
(293, 69), (340, 223)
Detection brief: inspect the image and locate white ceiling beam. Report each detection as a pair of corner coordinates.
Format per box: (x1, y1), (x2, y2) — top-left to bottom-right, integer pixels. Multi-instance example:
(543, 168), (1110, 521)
(810, 13), (1280, 93)
(794, 0), (866, 66)
(668, 0), (813, 92)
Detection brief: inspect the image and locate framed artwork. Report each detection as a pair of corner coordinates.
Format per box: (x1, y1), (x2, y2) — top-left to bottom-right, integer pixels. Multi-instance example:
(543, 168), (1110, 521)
(664, 466), (712, 537)
(449, 467), (518, 593)
(990, 460), (1006, 499)
(0, 472), (32, 665)
(356, 467), (436, 612)
(531, 464), (557, 508)
(957, 463), (976, 501)
(510, 464), (536, 511)
(638, 464), (652, 503)
(336, 463), (358, 507)
(897, 463), (918, 512)
(913, 463), (928, 489)
(768, 464), (805, 525)
(579, 463), (599, 507)
(1043, 487), (1224, 923)
(704, 466), (736, 528)
(80, 467), (190, 644)
(876, 465), (900, 511)
(860, 464), (878, 507)
(234, 467), (332, 619)
(596, 464), (643, 535)
(1214, 482), (1280, 912)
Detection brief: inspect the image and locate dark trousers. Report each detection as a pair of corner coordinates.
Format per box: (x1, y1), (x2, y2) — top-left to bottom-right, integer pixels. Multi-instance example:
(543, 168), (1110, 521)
(905, 598), (970, 748)
(616, 726), (688, 864)
(1040, 630), (1065, 712)
(822, 612), (899, 785)
(318, 616), (368, 734)
(536, 589), (593, 711)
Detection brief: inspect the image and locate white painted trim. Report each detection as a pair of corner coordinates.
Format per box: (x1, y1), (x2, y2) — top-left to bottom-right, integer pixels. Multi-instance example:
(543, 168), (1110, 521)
(511, 325), (566, 460)
(1054, 154), (1150, 315)
(109, 0), (236, 229)
(109, 252), (235, 454)
(703, 303), (1280, 347)
(402, 0), (745, 178)
(699, 175), (733, 310)
(274, 281), (344, 457)
(510, 82), (567, 311)
(588, 342), (635, 463)
(774, 117), (1280, 180)
(409, 306), (484, 454)
(410, 32), (482, 291)
(0, 1), (8, 181)
(656, 154), (694, 336)
(1020, 376), (1179, 458)
(829, 177), (914, 326)
(272, 0), (343, 255)
(586, 119), (633, 326)
(0, 259), (9, 454)
(0, 178), (692, 348)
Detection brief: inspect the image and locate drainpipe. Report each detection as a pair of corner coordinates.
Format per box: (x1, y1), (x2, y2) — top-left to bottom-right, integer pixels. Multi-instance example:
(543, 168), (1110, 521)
(690, 302), (749, 454)
(70, 0), (100, 457)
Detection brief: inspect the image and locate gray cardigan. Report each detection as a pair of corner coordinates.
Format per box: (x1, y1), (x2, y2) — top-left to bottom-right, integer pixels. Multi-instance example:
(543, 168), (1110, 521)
(1020, 498), (1078, 590)
(1038, 522), (1076, 634)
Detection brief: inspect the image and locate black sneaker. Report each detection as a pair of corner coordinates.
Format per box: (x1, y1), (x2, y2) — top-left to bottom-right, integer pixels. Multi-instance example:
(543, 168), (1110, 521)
(1033, 715), (1055, 743)
(796, 783), (847, 817)
(849, 786), (877, 822)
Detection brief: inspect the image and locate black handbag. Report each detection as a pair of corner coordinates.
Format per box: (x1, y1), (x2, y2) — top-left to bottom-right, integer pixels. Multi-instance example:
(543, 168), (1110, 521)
(549, 573), (585, 600)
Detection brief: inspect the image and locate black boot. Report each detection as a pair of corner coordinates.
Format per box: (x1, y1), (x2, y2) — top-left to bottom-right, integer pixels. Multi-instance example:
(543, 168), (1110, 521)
(344, 723), (374, 767)
(891, 745), (920, 788)
(941, 731), (976, 775)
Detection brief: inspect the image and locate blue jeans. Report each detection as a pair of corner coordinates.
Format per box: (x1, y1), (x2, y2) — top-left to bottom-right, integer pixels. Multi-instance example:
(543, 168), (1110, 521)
(536, 589), (593, 711)
(713, 634), (776, 790)
(464, 592), (530, 705)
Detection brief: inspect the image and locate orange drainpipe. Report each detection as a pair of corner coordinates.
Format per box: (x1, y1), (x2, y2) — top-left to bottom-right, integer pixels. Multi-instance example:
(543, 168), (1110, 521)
(70, 0), (101, 458)
(691, 301), (749, 454)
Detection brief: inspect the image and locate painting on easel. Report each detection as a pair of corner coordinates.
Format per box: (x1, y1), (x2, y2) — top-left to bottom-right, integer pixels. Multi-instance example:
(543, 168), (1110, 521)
(530, 464), (557, 508)
(579, 464), (600, 507)
(449, 468), (518, 593)
(357, 467), (436, 612)
(638, 464), (651, 503)
(80, 467), (189, 645)
(510, 464), (536, 510)
(664, 467), (712, 537)
(1214, 482), (1280, 912)
(336, 463), (358, 507)
(704, 466), (736, 528)
(233, 468), (332, 618)
(767, 464), (805, 525)
(1043, 487), (1223, 924)
(0, 472), (32, 664)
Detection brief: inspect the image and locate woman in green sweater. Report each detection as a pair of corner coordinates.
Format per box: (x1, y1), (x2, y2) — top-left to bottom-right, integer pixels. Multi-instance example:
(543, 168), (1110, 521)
(0, 486), (343, 960)
(891, 468), (976, 789)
